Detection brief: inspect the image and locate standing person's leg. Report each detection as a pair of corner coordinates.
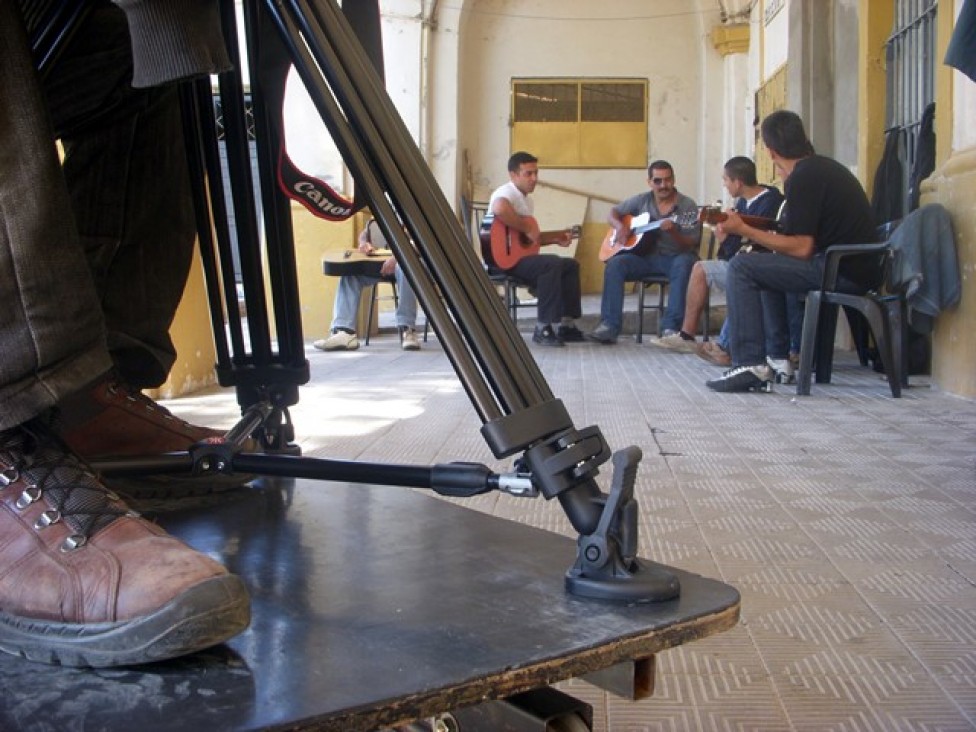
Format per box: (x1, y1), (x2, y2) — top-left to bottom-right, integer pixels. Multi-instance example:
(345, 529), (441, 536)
(47, 5), (195, 389)
(0, 2), (249, 668)
(0, 10), (111, 430)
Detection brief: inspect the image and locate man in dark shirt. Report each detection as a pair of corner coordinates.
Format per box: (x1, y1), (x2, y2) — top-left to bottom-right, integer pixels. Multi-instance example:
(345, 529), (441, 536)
(706, 110), (878, 392)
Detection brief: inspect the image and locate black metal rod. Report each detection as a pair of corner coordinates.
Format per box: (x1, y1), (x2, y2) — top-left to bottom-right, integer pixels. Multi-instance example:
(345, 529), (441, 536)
(241, 2), (306, 366)
(217, 0), (274, 366)
(264, 1), (504, 422)
(192, 78), (250, 368)
(290, 0), (553, 411)
(180, 81), (233, 371)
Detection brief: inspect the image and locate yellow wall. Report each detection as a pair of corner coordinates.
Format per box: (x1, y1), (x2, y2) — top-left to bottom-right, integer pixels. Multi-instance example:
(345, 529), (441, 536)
(151, 206), (361, 399)
(290, 204), (363, 340)
(148, 250), (219, 400)
(858, 0), (973, 398)
(924, 151), (976, 398)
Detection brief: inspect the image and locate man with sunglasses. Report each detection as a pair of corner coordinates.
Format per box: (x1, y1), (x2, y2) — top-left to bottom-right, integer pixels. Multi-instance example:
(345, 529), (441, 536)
(587, 160), (701, 344)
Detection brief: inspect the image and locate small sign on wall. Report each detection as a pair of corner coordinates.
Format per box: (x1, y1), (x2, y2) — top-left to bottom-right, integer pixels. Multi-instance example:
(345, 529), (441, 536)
(764, 0), (785, 26)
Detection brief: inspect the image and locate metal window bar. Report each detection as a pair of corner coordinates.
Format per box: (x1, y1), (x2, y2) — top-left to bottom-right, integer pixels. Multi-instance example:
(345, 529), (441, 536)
(885, 0), (937, 214)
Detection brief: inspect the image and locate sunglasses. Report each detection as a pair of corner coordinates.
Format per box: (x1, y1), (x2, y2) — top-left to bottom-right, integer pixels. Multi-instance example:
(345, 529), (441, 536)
(651, 176), (673, 185)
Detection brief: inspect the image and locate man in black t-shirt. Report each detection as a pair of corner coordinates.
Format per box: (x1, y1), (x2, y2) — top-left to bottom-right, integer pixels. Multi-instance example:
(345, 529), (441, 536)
(706, 110), (878, 393)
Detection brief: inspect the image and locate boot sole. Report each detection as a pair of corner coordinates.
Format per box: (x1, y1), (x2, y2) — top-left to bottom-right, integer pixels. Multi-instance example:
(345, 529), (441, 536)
(0, 575), (250, 668)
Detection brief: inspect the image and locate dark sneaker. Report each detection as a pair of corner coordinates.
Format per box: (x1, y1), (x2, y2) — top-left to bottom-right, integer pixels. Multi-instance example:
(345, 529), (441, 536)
(705, 364), (774, 392)
(57, 374), (257, 499)
(585, 322), (619, 344)
(532, 324), (565, 347)
(0, 421), (250, 667)
(556, 325), (585, 343)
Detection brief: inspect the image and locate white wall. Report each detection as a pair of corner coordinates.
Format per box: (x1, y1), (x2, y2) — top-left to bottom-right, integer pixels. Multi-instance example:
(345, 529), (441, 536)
(452, 0), (725, 220)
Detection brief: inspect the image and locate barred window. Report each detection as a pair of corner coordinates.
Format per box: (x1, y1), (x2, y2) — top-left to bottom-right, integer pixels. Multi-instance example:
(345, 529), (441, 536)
(884, 0), (937, 214)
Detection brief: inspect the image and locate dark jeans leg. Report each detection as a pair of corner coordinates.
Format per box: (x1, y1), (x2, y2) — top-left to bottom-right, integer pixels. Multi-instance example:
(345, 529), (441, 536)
(509, 254), (579, 323)
(761, 291), (791, 359)
(727, 254), (826, 367)
(47, 5), (196, 389)
(648, 251), (697, 332)
(599, 253), (665, 331)
(0, 4), (112, 430)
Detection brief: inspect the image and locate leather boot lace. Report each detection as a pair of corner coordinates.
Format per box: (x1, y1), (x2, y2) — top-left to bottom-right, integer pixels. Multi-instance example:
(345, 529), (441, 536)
(0, 420), (131, 548)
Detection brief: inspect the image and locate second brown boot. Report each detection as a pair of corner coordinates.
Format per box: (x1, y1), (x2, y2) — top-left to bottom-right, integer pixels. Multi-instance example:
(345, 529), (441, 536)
(57, 373), (258, 499)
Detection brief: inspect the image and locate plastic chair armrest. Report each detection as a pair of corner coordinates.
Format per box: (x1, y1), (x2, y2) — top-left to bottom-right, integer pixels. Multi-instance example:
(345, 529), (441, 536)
(821, 241), (889, 290)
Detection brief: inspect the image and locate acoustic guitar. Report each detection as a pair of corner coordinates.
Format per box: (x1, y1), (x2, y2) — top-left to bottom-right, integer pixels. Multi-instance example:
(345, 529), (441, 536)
(480, 215), (582, 270)
(697, 206), (780, 232)
(599, 210), (700, 262)
(697, 206), (781, 254)
(322, 249), (393, 277)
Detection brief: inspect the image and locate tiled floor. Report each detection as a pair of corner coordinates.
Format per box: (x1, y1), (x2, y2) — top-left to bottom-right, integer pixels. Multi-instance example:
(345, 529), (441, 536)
(166, 301), (976, 731)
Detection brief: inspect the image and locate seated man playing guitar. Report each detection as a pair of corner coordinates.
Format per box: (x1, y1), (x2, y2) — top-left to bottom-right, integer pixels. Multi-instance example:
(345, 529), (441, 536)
(315, 218), (422, 352)
(587, 160), (701, 344)
(650, 157), (786, 370)
(485, 151), (584, 347)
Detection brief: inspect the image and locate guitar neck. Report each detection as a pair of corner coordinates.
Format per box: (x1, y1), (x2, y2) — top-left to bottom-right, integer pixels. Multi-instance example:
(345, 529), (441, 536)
(699, 207), (779, 231)
(739, 213), (779, 230)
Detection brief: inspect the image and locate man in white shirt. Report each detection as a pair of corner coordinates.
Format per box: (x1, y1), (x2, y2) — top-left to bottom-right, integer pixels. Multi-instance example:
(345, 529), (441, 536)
(486, 151), (584, 346)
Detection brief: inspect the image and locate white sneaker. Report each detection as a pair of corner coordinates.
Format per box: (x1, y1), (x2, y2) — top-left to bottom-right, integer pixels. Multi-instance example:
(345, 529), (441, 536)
(766, 356), (795, 384)
(650, 332), (697, 353)
(400, 327), (421, 351)
(313, 330), (359, 351)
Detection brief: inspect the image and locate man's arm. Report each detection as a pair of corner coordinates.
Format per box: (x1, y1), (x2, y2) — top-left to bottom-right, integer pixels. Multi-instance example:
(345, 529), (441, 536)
(659, 196), (701, 251)
(491, 197), (540, 244)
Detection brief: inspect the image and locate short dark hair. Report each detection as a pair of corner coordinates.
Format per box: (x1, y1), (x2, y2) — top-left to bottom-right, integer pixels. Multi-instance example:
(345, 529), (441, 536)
(723, 156), (758, 186)
(760, 110), (815, 159)
(647, 160), (674, 177)
(508, 151), (538, 173)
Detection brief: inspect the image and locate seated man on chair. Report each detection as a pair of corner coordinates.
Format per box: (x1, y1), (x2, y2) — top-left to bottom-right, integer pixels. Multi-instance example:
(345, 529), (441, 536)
(486, 151), (585, 347)
(706, 110), (879, 393)
(587, 160), (701, 344)
(314, 218), (422, 352)
(650, 156), (785, 366)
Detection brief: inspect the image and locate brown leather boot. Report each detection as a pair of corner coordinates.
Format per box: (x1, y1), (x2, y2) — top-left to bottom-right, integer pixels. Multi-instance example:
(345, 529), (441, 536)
(57, 373), (258, 498)
(0, 420), (250, 667)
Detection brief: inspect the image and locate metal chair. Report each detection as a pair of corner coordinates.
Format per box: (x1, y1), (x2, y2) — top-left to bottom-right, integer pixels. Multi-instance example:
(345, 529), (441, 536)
(635, 229), (716, 343)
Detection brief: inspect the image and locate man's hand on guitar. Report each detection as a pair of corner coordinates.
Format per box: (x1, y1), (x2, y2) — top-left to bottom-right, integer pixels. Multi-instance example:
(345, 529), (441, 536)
(523, 216), (542, 245)
(379, 256), (397, 277)
(717, 209), (746, 236)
